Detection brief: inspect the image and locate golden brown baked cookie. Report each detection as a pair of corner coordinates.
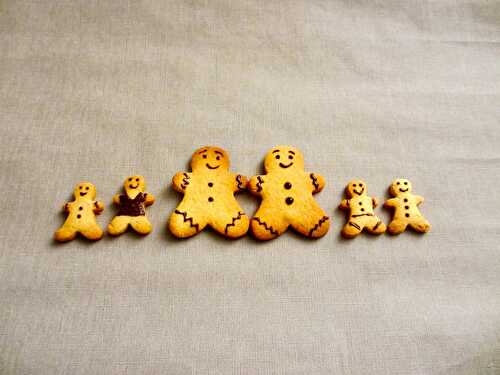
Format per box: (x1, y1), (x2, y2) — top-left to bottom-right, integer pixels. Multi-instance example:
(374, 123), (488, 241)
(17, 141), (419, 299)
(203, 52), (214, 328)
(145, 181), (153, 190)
(54, 182), (104, 242)
(108, 175), (155, 236)
(248, 146), (330, 240)
(339, 179), (386, 238)
(168, 146), (249, 238)
(384, 178), (431, 234)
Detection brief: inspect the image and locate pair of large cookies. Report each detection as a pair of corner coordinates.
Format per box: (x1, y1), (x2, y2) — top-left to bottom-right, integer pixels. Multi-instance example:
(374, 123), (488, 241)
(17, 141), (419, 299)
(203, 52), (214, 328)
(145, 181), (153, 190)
(169, 146), (330, 240)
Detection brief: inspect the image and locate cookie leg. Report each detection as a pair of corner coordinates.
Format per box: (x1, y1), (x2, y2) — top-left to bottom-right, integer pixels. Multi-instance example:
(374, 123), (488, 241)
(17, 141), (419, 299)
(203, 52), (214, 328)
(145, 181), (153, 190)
(54, 225), (77, 242)
(291, 211), (330, 238)
(108, 216), (130, 236)
(251, 211), (288, 240)
(130, 216), (153, 235)
(365, 217), (386, 235)
(211, 211), (249, 239)
(169, 209), (205, 238)
(387, 219), (408, 235)
(409, 217), (431, 233)
(341, 221), (363, 239)
(80, 225), (104, 241)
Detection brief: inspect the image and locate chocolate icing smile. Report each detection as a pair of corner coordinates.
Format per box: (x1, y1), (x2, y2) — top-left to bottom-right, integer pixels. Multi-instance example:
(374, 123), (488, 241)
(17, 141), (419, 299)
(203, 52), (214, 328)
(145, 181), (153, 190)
(353, 187), (364, 195)
(79, 192), (87, 197)
(279, 162), (293, 169)
(206, 163), (220, 170)
(399, 188), (409, 192)
(129, 183), (139, 189)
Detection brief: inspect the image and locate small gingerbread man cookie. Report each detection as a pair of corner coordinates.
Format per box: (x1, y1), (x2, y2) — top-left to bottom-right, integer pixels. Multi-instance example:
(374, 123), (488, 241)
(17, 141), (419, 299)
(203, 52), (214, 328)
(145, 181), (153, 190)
(248, 146), (330, 240)
(339, 179), (386, 238)
(54, 182), (104, 242)
(384, 178), (431, 234)
(168, 146), (249, 238)
(108, 175), (155, 236)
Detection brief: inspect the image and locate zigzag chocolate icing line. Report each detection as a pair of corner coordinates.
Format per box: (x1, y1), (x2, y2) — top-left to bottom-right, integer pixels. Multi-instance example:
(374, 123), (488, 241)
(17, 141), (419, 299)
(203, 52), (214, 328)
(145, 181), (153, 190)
(308, 216), (329, 237)
(225, 211), (245, 234)
(174, 210), (199, 232)
(236, 175), (245, 191)
(310, 173), (319, 191)
(252, 217), (278, 235)
(256, 176), (264, 192)
(181, 173), (190, 190)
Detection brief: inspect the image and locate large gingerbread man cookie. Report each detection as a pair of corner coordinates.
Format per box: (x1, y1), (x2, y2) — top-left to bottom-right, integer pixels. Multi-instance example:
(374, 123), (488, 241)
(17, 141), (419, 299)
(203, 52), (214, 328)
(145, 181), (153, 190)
(248, 146), (330, 240)
(168, 146), (249, 238)
(54, 182), (104, 242)
(108, 175), (155, 236)
(384, 178), (431, 234)
(339, 179), (386, 238)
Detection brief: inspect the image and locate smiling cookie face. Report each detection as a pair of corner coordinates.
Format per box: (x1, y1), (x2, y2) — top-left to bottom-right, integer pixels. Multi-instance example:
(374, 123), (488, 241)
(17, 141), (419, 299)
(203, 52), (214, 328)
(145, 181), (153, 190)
(191, 146), (230, 172)
(124, 175), (146, 195)
(263, 145), (304, 173)
(346, 179), (367, 198)
(73, 182), (96, 200)
(390, 178), (413, 196)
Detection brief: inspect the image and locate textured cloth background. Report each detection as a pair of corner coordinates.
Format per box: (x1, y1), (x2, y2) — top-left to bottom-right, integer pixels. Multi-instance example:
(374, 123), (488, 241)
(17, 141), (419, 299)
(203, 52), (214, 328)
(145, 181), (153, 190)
(1, 1), (500, 374)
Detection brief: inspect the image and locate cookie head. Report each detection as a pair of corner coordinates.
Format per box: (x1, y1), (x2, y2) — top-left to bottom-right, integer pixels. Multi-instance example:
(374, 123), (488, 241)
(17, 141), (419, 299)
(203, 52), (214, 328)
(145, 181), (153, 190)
(191, 146), (230, 172)
(346, 179), (367, 198)
(390, 178), (412, 196)
(124, 175), (146, 194)
(74, 182), (96, 200)
(264, 146), (304, 172)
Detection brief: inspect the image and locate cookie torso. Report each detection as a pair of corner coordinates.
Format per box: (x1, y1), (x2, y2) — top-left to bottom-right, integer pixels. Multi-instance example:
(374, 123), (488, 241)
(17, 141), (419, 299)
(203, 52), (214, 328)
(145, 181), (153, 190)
(391, 193), (422, 220)
(65, 199), (100, 229)
(117, 192), (146, 216)
(347, 195), (375, 218)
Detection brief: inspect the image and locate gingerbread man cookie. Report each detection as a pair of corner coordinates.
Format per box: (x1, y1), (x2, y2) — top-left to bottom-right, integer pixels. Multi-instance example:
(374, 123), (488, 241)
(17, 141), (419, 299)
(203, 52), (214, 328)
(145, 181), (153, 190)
(168, 146), (249, 238)
(384, 178), (431, 234)
(108, 175), (155, 236)
(248, 146), (330, 240)
(339, 179), (386, 238)
(54, 182), (104, 242)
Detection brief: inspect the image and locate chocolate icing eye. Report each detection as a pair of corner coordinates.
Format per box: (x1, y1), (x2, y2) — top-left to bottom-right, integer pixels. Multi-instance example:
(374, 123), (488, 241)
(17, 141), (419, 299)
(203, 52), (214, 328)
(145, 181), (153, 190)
(288, 155), (293, 160)
(275, 155), (280, 160)
(404, 181), (408, 185)
(353, 184), (357, 187)
(85, 186), (89, 190)
(397, 182), (400, 185)
(128, 178), (132, 181)
(203, 155), (207, 159)
(359, 183), (363, 187)
(79, 186), (83, 189)
(136, 178), (139, 182)
(216, 156), (220, 160)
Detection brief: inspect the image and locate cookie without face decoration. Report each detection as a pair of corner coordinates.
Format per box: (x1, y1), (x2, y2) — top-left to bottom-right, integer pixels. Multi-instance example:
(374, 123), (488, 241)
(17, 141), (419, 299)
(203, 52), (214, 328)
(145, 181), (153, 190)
(54, 182), (104, 242)
(339, 179), (386, 238)
(248, 145), (330, 240)
(383, 178), (431, 234)
(168, 146), (249, 238)
(108, 175), (155, 236)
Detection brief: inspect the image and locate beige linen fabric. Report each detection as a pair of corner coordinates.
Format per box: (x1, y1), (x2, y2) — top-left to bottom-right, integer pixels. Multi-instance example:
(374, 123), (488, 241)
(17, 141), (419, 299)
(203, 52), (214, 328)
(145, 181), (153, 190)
(1, 1), (500, 374)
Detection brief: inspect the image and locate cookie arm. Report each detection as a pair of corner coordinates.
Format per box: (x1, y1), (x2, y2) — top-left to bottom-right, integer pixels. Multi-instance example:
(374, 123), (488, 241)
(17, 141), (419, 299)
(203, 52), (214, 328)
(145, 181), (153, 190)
(248, 175), (265, 196)
(339, 199), (349, 210)
(144, 192), (155, 206)
(415, 195), (425, 205)
(309, 173), (325, 193)
(112, 194), (121, 205)
(384, 198), (398, 208)
(372, 197), (379, 208)
(93, 201), (104, 214)
(233, 174), (248, 193)
(172, 172), (191, 193)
